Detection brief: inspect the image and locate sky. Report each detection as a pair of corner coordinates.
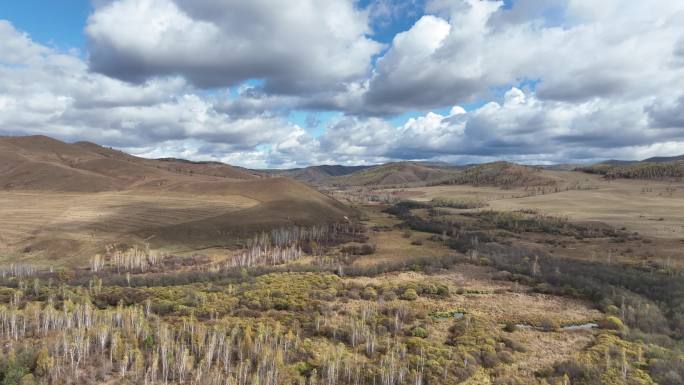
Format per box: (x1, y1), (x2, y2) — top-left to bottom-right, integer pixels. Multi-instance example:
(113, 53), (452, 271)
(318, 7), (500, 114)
(1, 0), (684, 168)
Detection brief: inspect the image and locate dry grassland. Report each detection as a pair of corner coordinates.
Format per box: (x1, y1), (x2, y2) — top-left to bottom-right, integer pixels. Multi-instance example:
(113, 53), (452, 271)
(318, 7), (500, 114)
(392, 171), (684, 239)
(350, 205), (456, 266)
(0, 191), (258, 266)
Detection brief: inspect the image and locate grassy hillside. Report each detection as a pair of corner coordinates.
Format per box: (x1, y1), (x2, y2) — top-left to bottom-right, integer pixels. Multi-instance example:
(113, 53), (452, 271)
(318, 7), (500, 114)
(435, 161), (557, 188)
(0, 135), (353, 265)
(267, 164), (372, 183)
(315, 161), (561, 189)
(642, 154), (684, 162)
(328, 161), (458, 187)
(0, 135), (259, 191)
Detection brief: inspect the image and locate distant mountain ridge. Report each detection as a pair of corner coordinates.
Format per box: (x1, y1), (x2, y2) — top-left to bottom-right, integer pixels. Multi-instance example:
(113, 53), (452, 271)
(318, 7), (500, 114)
(577, 155), (684, 180)
(642, 154), (684, 163)
(268, 164), (372, 183)
(268, 161), (576, 188)
(272, 161), (562, 189)
(6, 135), (680, 188)
(436, 161), (557, 188)
(591, 154), (684, 166)
(324, 161), (459, 187)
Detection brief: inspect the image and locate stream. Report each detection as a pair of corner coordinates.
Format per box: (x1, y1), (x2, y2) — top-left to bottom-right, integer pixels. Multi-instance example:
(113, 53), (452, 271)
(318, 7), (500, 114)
(515, 322), (598, 332)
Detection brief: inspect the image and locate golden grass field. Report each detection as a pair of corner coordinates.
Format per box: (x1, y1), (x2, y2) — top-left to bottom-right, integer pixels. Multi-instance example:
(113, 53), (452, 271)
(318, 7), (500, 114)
(0, 191), (259, 266)
(393, 171), (684, 239)
(350, 205), (455, 265)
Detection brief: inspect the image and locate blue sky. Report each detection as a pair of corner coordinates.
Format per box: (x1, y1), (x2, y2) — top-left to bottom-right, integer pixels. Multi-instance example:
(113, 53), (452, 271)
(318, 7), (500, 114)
(0, 0), (682, 167)
(0, 1), (91, 50)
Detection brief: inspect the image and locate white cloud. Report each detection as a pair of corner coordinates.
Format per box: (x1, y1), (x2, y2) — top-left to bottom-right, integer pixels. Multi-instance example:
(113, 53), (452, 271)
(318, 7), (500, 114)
(86, 0), (382, 93)
(0, 21), (305, 167)
(354, 0), (684, 113)
(313, 86), (684, 164)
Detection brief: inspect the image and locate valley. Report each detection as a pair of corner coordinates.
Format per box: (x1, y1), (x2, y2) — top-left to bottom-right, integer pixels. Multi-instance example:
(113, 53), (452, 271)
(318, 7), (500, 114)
(0, 136), (682, 385)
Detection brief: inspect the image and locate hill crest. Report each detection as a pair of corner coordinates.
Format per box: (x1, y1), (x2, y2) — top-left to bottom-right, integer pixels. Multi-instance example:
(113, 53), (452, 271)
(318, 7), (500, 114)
(0, 135), (259, 191)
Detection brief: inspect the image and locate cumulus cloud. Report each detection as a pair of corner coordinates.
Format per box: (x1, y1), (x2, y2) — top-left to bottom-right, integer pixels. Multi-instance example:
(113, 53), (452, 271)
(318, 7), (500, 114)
(313, 87), (684, 164)
(353, 0), (684, 114)
(648, 95), (684, 129)
(86, 0), (382, 93)
(0, 20), (304, 167)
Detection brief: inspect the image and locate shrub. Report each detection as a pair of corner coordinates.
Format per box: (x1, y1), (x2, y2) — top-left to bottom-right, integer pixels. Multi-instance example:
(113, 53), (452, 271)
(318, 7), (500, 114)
(361, 286), (378, 300)
(482, 350), (501, 368)
(19, 374), (36, 385)
(400, 288), (418, 301)
(382, 291), (397, 301)
(553, 359), (601, 383)
(416, 282), (450, 298)
(539, 317), (560, 332)
(340, 243), (376, 255)
(497, 351), (515, 364)
(503, 322), (517, 333)
(602, 304), (620, 316)
(649, 357), (684, 385)
(492, 271), (513, 281)
(430, 197), (487, 209)
(500, 337), (526, 353)
(1, 356), (29, 385)
(598, 316), (626, 331)
(408, 326), (428, 338)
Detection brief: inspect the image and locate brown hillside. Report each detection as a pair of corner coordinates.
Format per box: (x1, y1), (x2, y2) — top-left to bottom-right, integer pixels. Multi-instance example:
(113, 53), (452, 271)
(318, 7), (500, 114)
(439, 161), (557, 188)
(269, 165), (372, 183)
(0, 135), (260, 191)
(328, 162), (458, 187)
(0, 135), (352, 265)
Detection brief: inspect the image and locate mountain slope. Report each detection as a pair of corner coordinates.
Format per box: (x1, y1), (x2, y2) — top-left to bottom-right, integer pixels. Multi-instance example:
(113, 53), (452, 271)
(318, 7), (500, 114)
(326, 162), (457, 186)
(0, 135), (261, 191)
(641, 154), (684, 163)
(437, 161), (558, 188)
(323, 161), (556, 189)
(268, 165), (372, 183)
(578, 160), (684, 180)
(576, 154), (684, 180)
(0, 135), (352, 264)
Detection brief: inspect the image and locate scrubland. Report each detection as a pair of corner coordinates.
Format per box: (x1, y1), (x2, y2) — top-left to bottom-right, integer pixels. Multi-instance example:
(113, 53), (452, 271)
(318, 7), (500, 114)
(0, 191), (682, 385)
(0, 151), (682, 384)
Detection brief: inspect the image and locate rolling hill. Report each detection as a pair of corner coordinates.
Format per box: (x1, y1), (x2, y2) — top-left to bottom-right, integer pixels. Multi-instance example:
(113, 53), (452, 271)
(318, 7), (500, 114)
(577, 157), (684, 180)
(323, 161), (459, 187)
(642, 154), (684, 163)
(436, 161), (558, 188)
(0, 135), (261, 191)
(312, 161), (558, 189)
(268, 164), (372, 183)
(0, 135), (352, 265)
